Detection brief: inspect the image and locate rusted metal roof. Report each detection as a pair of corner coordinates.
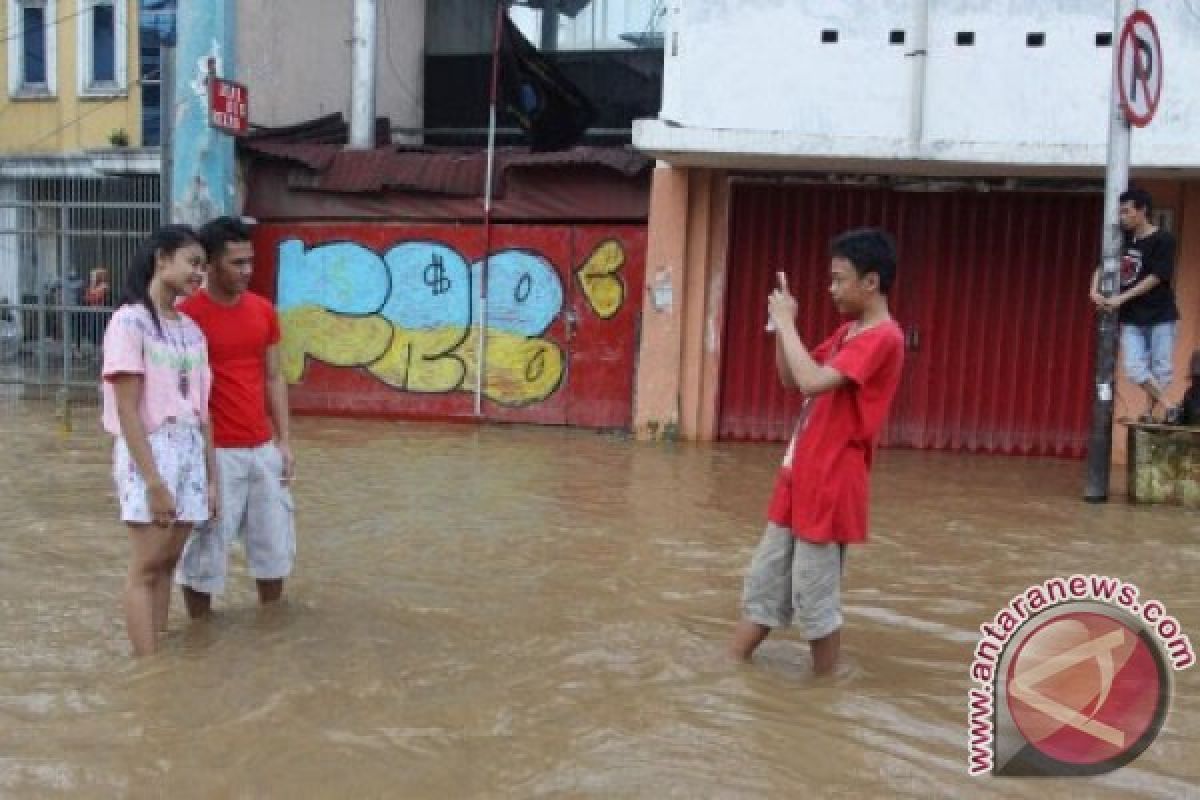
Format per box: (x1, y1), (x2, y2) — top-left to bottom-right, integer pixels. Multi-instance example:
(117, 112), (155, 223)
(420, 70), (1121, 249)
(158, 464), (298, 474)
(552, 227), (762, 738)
(240, 119), (651, 198)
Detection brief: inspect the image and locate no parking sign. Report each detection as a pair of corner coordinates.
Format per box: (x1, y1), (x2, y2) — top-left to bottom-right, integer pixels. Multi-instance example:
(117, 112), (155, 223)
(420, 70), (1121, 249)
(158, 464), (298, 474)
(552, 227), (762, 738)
(1117, 10), (1163, 128)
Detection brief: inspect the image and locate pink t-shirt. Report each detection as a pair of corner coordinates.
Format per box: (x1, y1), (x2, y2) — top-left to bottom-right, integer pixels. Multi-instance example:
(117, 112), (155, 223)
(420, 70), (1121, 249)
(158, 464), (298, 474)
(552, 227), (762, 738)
(101, 304), (212, 436)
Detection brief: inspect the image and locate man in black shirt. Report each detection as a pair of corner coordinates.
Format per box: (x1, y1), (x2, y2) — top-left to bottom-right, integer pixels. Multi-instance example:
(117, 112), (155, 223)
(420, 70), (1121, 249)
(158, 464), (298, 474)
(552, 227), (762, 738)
(1089, 188), (1180, 421)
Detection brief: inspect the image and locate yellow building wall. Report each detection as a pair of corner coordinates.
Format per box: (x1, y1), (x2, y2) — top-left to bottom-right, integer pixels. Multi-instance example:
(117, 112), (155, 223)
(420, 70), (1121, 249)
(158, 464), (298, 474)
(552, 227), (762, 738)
(0, 0), (143, 154)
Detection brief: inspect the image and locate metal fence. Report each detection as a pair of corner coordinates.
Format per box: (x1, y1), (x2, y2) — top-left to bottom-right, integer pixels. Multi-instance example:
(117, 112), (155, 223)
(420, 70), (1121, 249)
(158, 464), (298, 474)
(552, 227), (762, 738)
(0, 173), (160, 403)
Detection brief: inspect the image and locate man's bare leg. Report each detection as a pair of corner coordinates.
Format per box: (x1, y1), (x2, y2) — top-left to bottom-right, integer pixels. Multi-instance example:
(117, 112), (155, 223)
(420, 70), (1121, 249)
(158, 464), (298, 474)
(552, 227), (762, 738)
(257, 579), (284, 605)
(182, 586), (212, 619)
(729, 619), (771, 661)
(1142, 379), (1166, 420)
(810, 629), (842, 675)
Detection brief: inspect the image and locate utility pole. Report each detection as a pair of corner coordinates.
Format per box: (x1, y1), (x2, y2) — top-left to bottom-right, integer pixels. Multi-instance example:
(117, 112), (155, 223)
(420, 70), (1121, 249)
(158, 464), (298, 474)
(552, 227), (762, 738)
(1084, 0), (1137, 502)
(170, 0), (237, 224)
(144, 1), (178, 224)
(349, 0), (378, 149)
(159, 41), (175, 224)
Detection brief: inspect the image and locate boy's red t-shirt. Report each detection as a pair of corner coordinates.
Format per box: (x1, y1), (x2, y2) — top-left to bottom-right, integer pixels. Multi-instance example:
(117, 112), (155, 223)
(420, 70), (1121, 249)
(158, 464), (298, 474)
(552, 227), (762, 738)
(766, 320), (905, 544)
(179, 289), (281, 448)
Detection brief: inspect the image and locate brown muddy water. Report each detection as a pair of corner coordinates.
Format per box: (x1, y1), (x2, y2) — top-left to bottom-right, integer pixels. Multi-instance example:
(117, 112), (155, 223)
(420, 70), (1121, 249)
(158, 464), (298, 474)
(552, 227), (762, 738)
(0, 399), (1197, 799)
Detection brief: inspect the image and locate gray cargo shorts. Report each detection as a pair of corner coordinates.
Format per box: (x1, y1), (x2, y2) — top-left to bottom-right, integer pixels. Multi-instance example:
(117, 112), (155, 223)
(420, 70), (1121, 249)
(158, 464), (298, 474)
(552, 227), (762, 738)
(176, 442), (296, 594)
(741, 522), (845, 640)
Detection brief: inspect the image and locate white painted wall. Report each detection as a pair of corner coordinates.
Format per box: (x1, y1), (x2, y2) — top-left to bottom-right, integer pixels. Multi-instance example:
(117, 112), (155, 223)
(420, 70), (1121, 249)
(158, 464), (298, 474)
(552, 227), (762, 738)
(661, 0), (914, 138)
(640, 0), (1200, 170)
(237, 0), (424, 136)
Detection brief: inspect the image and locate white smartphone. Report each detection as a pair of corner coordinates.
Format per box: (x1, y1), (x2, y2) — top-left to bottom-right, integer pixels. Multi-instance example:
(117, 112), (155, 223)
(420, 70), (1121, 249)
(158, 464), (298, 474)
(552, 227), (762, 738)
(765, 271), (787, 333)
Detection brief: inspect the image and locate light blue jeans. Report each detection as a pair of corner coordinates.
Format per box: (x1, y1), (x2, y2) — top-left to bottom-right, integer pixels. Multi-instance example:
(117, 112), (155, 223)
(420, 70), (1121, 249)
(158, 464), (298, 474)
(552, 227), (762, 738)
(1120, 321), (1176, 388)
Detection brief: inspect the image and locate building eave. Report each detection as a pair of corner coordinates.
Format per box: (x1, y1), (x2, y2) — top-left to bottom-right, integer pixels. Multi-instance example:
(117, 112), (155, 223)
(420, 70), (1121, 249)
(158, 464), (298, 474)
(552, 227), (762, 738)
(632, 119), (1200, 179)
(0, 149), (161, 178)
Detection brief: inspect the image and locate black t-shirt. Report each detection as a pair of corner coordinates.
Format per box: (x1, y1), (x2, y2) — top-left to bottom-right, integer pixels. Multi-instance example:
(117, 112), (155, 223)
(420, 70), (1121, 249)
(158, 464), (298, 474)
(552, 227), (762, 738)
(1119, 228), (1179, 326)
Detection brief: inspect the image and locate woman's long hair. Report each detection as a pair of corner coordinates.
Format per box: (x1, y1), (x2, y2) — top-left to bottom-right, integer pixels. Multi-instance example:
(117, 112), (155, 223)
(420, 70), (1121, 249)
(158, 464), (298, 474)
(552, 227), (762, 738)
(120, 224), (201, 335)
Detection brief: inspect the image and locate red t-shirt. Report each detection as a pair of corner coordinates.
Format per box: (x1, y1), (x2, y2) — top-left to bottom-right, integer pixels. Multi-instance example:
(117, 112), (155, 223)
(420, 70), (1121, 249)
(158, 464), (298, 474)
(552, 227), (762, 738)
(766, 320), (905, 544)
(179, 289), (281, 448)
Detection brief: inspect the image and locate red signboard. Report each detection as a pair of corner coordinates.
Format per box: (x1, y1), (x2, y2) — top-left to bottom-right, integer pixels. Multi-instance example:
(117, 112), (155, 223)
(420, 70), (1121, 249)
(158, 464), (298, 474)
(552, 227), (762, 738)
(209, 76), (249, 136)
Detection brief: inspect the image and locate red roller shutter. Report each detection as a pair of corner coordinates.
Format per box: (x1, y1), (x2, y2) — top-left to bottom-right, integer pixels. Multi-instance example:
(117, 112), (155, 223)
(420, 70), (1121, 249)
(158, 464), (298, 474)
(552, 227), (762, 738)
(719, 182), (1101, 457)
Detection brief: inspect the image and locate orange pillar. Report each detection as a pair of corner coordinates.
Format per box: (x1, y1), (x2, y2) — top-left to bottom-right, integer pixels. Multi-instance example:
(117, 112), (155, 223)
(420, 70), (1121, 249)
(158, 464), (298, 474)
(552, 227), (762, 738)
(633, 165), (690, 440)
(633, 166), (732, 442)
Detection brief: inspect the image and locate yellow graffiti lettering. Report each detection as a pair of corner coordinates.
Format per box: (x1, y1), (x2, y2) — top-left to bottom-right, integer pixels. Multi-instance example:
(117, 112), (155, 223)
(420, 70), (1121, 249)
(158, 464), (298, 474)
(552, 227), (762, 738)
(577, 239), (626, 320)
(367, 327), (466, 393)
(279, 306), (394, 384)
(457, 328), (565, 406)
(281, 308), (565, 405)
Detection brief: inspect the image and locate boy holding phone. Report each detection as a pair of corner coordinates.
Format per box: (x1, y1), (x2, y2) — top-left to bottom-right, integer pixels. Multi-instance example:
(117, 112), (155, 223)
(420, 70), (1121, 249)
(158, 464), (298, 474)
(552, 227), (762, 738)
(729, 229), (905, 675)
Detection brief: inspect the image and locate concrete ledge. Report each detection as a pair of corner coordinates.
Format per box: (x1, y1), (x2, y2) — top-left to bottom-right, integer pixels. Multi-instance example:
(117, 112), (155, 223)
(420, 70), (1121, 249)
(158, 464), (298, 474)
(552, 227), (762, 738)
(633, 119), (1200, 177)
(1127, 423), (1200, 508)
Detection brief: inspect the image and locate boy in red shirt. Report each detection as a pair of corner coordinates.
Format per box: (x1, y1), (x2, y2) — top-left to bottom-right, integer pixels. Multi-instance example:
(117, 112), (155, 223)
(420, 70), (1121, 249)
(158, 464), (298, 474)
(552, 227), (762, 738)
(176, 216), (297, 615)
(729, 228), (905, 675)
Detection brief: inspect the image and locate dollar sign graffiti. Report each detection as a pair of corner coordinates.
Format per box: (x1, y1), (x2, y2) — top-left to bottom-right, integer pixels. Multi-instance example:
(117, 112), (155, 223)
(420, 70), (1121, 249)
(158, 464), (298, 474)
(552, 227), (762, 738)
(423, 253), (452, 296)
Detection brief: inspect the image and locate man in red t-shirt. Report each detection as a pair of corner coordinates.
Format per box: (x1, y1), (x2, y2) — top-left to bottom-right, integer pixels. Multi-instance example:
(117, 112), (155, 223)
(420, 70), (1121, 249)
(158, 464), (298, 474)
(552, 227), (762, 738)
(176, 216), (296, 616)
(729, 228), (905, 675)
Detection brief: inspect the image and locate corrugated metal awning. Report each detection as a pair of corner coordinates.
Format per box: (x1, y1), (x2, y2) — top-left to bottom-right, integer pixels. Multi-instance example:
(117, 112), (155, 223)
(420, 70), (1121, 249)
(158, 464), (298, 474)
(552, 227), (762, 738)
(241, 140), (651, 198)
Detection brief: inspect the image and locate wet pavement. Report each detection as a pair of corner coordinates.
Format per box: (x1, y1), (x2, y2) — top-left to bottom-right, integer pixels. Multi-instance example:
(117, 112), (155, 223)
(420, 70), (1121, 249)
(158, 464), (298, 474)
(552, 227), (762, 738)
(0, 400), (1197, 798)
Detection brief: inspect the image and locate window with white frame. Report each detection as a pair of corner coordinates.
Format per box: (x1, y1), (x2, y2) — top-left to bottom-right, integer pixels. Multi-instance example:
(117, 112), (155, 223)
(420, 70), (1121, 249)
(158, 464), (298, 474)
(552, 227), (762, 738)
(79, 0), (127, 95)
(7, 0), (57, 96)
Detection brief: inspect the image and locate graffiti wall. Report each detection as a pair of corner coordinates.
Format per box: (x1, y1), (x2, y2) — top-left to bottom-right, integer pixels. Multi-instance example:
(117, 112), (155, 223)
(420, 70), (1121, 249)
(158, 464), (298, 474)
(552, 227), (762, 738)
(250, 224), (646, 428)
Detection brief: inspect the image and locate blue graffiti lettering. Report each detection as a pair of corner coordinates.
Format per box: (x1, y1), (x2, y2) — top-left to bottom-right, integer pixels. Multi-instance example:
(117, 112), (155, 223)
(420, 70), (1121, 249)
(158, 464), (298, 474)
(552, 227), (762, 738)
(471, 251), (562, 337)
(277, 239), (390, 315)
(276, 240), (564, 338)
(379, 242), (472, 331)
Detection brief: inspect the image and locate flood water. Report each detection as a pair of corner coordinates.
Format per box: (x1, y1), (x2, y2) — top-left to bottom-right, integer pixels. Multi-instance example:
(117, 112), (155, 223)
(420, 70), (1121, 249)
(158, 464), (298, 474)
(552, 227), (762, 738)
(1, 399), (1197, 798)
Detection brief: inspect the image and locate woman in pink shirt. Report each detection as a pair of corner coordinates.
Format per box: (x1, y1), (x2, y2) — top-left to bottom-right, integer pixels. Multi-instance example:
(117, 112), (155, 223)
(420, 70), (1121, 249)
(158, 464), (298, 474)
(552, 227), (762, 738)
(101, 225), (217, 656)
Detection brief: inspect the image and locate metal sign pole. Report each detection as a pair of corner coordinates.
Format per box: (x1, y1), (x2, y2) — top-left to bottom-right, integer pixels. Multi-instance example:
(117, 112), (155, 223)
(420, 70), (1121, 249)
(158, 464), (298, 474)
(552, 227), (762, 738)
(159, 43), (176, 224)
(1084, 0), (1137, 502)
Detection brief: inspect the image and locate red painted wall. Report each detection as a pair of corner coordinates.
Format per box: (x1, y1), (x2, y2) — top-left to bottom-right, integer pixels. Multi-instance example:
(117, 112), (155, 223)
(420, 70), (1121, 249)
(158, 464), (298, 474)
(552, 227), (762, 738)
(250, 223), (645, 430)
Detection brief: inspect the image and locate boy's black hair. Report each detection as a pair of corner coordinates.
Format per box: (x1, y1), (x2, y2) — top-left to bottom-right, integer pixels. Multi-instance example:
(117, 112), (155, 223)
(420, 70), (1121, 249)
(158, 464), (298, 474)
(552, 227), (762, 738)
(830, 228), (897, 295)
(1119, 187), (1154, 214)
(197, 215), (253, 262)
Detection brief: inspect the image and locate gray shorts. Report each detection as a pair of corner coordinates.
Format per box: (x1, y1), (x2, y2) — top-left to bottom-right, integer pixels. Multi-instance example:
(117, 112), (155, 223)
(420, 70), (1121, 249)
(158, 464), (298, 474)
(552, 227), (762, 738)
(176, 443), (296, 594)
(741, 522), (845, 640)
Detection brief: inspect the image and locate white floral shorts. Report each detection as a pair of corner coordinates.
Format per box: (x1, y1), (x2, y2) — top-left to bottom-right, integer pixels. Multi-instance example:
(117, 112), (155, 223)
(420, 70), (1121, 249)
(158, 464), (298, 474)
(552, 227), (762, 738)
(113, 421), (209, 525)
